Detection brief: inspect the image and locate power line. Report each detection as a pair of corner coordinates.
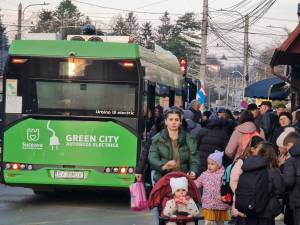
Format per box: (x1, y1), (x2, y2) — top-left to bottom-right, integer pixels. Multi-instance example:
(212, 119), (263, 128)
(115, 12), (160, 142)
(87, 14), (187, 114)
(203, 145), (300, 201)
(71, 0), (183, 16)
(133, 0), (169, 10)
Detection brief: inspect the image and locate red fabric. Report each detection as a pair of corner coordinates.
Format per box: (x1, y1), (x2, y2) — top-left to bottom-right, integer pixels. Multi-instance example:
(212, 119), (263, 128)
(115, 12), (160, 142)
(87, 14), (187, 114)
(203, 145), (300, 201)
(148, 172), (201, 209)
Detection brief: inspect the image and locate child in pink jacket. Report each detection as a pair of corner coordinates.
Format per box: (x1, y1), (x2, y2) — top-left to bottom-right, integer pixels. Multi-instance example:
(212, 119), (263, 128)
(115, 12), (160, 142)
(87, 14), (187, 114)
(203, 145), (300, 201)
(194, 150), (229, 225)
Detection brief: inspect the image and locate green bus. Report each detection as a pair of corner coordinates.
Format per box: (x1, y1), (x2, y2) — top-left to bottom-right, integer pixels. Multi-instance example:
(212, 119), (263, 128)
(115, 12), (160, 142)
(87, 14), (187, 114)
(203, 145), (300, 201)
(0, 39), (183, 193)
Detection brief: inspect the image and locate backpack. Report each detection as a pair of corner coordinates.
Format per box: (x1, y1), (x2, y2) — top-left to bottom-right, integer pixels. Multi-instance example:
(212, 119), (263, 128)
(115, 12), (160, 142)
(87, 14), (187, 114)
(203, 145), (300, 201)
(235, 165), (270, 216)
(221, 162), (235, 206)
(236, 130), (261, 159)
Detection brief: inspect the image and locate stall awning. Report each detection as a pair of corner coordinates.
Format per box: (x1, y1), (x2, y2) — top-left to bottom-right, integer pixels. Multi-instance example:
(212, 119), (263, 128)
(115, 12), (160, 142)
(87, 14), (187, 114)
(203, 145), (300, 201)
(245, 77), (289, 100)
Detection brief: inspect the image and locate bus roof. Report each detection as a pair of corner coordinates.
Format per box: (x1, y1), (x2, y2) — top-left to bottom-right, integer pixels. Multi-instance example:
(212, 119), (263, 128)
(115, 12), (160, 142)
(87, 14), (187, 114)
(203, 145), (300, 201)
(9, 40), (140, 59)
(8, 40), (182, 88)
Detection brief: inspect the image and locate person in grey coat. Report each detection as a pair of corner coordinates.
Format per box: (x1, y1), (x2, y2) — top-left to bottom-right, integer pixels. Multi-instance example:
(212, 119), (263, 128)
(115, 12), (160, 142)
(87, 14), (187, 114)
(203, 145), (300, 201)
(183, 110), (202, 139)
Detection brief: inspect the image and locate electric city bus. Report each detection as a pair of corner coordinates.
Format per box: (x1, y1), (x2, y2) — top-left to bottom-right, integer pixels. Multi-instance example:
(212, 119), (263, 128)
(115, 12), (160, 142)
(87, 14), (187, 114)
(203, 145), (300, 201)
(0, 37), (183, 193)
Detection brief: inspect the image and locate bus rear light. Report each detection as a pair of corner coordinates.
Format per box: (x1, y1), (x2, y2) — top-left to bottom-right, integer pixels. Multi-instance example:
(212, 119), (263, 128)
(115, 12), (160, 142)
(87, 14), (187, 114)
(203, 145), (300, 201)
(12, 58), (28, 64)
(120, 167), (127, 174)
(113, 167), (119, 173)
(12, 163), (20, 170)
(119, 62), (135, 68)
(5, 163), (11, 169)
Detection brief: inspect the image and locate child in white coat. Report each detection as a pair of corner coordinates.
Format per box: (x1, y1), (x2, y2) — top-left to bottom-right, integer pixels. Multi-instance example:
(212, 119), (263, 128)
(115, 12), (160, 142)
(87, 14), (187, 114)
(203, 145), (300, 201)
(163, 177), (199, 225)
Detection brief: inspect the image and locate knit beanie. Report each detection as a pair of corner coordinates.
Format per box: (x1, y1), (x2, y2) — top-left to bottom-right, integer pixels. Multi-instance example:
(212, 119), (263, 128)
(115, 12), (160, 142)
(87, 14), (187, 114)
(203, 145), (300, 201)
(208, 150), (224, 167)
(170, 177), (188, 194)
(276, 127), (296, 147)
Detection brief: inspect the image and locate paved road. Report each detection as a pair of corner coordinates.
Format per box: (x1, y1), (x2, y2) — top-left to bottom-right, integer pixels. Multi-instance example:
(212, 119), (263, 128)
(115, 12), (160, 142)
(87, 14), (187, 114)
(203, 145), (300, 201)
(0, 184), (154, 225)
(0, 184), (284, 225)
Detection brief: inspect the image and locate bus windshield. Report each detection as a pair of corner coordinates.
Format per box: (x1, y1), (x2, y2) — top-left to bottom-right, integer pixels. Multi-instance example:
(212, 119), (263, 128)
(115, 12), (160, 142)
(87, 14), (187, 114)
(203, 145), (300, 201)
(6, 57), (139, 117)
(36, 81), (136, 116)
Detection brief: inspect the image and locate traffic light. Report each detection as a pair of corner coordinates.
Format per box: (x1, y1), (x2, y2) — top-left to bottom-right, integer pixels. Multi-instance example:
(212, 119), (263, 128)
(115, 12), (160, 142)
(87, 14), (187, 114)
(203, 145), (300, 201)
(179, 58), (187, 76)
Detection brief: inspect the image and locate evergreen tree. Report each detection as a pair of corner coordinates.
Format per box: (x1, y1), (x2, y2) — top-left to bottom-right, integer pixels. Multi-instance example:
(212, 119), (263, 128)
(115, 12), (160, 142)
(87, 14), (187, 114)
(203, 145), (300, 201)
(30, 9), (58, 33)
(31, 0), (86, 39)
(169, 12), (201, 60)
(54, 0), (83, 39)
(0, 15), (8, 50)
(111, 12), (140, 42)
(54, 0), (82, 23)
(125, 12), (139, 40)
(139, 21), (155, 47)
(112, 15), (128, 35)
(156, 11), (174, 49)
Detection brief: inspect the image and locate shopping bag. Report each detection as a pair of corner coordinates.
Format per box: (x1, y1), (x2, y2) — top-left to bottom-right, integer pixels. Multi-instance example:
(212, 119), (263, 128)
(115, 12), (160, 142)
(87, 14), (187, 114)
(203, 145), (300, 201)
(129, 180), (148, 211)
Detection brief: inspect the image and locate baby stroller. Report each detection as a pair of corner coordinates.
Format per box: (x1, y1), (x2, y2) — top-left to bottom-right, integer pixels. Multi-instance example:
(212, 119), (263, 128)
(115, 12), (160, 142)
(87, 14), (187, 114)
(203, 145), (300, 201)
(148, 171), (201, 225)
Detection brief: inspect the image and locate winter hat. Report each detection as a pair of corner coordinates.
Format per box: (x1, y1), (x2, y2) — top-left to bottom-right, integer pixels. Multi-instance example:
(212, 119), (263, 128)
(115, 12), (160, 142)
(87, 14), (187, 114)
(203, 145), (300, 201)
(203, 110), (212, 118)
(276, 127), (296, 147)
(208, 150), (224, 167)
(183, 110), (194, 120)
(170, 177), (188, 194)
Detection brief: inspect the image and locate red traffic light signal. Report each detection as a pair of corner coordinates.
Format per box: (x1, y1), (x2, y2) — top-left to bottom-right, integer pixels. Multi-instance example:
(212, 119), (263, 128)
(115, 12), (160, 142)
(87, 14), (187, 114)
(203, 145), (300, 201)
(179, 58), (187, 75)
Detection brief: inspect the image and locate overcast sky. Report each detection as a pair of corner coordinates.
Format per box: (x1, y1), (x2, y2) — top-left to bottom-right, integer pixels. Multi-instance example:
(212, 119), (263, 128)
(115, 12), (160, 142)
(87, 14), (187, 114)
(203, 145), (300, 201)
(1, 0), (299, 64)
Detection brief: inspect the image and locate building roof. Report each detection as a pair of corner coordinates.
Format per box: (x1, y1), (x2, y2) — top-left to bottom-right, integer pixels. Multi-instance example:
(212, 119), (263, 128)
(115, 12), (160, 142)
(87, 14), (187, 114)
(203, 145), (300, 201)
(270, 23), (300, 66)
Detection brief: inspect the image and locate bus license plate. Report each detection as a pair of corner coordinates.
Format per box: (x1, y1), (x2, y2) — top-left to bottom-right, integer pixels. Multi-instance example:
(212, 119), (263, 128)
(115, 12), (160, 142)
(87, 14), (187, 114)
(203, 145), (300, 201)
(54, 171), (84, 179)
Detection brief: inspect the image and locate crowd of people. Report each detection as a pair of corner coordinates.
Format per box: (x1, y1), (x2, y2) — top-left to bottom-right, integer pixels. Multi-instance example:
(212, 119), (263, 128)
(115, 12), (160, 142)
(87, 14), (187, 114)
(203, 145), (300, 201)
(135, 100), (300, 225)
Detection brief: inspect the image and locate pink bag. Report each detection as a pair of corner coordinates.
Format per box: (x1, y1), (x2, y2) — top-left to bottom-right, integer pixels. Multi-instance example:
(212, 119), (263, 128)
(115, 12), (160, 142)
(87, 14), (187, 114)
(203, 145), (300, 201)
(129, 180), (148, 211)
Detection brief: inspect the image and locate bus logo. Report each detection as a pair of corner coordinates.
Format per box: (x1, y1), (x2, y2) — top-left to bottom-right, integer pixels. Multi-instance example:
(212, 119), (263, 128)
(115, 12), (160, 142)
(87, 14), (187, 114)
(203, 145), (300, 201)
(47, 121), (60, 150)
(26, 128), (40, 142)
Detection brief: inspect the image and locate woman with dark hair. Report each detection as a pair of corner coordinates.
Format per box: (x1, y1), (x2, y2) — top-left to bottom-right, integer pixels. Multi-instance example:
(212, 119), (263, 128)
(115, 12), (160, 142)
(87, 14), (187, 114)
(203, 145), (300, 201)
(148, 107), (200, 183)
(224, 110), (265, 162)
(231, 142), (284, 225)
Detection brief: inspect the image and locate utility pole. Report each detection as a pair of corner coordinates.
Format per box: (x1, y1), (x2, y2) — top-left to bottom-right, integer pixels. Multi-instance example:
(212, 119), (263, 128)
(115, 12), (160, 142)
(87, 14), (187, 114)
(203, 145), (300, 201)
(243, 15), (249, 88)
(226, 76), (230, 107)
(17, 3), (22, 40)
(199, 0), (208, 89)
(1, 33), (4, 73)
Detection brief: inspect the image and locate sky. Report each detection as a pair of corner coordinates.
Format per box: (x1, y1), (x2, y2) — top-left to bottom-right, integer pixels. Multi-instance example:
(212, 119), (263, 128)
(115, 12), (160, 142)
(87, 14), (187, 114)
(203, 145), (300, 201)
(0, 0), (299, 65)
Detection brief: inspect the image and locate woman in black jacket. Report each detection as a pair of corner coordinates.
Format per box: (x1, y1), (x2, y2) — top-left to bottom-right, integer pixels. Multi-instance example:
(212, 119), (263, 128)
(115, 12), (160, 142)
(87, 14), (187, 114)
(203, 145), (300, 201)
(197, 116), (229, 174)
(238, 142), (284, 225)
